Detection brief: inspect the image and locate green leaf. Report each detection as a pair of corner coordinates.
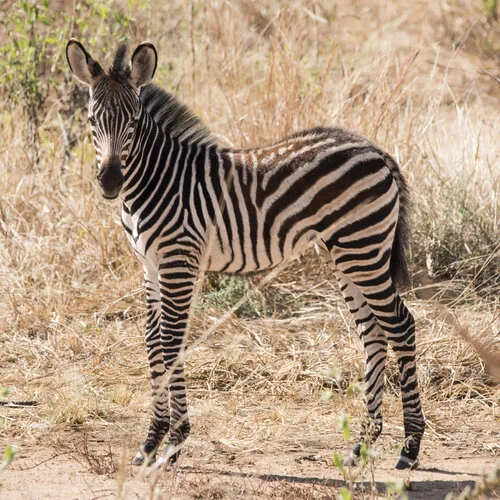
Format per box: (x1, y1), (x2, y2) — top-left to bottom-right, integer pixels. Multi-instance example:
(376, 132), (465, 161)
(359, 442), (376, 467)
(338, 486), (352, 500)
(0, 445), (17, 472)
(332, 451), (345, 474)
(346, 381), (362, 397)
(337, 414), (350, 442)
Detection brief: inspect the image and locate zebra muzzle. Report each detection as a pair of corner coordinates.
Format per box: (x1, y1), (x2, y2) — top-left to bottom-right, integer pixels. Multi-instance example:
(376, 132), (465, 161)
(97, 157), (124, 199)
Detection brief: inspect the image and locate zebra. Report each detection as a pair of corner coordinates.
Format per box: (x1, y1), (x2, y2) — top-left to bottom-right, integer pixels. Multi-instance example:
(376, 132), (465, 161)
(66, 39), (425, 470)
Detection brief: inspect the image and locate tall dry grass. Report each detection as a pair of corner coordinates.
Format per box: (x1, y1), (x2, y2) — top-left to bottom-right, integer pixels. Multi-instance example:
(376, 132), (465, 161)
(0, 0), (498, 495)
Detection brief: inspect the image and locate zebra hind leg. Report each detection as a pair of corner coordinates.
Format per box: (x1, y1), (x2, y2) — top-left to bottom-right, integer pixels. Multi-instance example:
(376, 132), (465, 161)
(317, 245), (387, 466)
(343, 268), (424, 470)
(333, 269), (388, 467)
(386, 292), (424, 469)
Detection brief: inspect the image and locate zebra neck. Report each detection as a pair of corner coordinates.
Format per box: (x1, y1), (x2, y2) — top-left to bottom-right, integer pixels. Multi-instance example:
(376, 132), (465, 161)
(139, 84), (216, 147)
(121, 107), (223, 221)
(121, 108), (173, 207)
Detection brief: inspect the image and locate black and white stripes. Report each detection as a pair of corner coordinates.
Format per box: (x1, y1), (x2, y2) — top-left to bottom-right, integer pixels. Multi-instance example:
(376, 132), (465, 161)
(67, 40), (424, 470)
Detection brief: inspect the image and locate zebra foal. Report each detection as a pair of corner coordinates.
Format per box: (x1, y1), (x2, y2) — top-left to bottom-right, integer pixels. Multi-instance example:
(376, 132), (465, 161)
(66, 40), (424, 470)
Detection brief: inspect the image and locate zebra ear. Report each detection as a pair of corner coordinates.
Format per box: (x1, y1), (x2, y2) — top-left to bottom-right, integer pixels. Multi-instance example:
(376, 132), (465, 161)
(130, 42), (157, 89)
(66, 39), (105, 88)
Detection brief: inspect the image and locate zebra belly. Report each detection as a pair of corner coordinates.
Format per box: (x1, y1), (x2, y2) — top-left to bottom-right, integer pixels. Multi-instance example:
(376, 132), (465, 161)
(202, 172), (399, 275)
(201, 219), (315, 275)
(201, 227), (267, 274)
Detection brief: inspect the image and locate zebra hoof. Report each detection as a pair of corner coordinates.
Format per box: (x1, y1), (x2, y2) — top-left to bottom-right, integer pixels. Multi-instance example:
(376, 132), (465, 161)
(395, 435), (421, 470)
(160, 443), (180, 464)
(343, 451), (359, 467)
(131, 452), (145, 466)
(343, 442), (362, 467)
(395, 455), (418, 470)
(131, 451), (156, 466)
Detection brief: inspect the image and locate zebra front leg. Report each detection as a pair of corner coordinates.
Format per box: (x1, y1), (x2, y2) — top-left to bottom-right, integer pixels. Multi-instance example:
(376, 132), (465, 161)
(159, 354), (190, 464)
(156, 247), (198, 466)
(334, 270), (388, 466)
(132, 268), (171, 466)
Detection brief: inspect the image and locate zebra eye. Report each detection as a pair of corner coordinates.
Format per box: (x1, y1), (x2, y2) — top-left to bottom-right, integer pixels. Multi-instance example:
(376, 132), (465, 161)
(127, 118), (138, 132)
(88, 116), (97, 126)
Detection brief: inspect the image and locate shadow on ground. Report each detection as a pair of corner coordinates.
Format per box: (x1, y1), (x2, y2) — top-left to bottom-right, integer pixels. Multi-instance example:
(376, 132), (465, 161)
(178, 464), (476, 498)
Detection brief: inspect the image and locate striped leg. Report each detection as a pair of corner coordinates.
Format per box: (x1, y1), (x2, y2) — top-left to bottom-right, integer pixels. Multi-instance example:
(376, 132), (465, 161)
(343, 268), (424, 469)
(334, 270), (388, 466)
(385, 292), (424, 469)
(317, 244), (387, 462)
(132, 267), (170, 465)
(157, 245), (198, 465)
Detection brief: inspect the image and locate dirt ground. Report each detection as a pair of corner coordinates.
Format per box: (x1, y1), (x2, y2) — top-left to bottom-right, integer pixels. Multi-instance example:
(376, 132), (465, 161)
(1, 402), (498, 499)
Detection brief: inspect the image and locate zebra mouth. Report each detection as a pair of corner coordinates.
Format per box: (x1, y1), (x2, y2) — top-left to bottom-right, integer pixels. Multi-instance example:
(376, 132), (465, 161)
(102, 192), (120, 200)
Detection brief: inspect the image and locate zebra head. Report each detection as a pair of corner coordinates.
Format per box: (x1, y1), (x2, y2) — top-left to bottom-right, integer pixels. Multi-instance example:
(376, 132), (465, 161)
(66, 39), (157, 199)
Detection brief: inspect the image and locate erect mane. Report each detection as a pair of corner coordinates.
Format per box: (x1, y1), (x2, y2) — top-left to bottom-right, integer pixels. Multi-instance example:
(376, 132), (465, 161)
(139, 84), (216, 146)
(109, 43), (130, 81)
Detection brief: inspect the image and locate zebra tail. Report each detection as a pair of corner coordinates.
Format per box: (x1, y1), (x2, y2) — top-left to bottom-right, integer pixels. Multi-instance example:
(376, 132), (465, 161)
(384, 153), (411, 289)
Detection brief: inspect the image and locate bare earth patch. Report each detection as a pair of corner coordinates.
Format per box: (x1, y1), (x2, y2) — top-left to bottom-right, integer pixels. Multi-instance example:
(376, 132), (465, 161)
(1, 294), (498, 499)
(1, 398), (498, 499)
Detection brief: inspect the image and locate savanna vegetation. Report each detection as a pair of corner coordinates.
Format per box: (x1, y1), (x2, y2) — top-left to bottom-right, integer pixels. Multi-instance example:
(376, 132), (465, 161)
(0, 1), (498, 498)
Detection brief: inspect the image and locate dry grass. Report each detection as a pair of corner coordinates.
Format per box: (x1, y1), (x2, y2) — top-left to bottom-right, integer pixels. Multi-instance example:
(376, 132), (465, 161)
(0, 0), (499, 498)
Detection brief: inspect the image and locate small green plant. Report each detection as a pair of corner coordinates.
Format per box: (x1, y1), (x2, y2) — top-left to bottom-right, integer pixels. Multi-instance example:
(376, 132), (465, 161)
(0, 445), (17, 473)
(385, 480), (409, 500)
(338, 486), (352, 500)
(482, 0), (498, 20)
(332, 416), (354, 493)
(346, 381), (363, 398)
(337, 414), (351, 442)
(201, 275), (268, 318)
(333, 413), (380, 498)
(332, 451), (347, 475)
(358, 442), (376, 469)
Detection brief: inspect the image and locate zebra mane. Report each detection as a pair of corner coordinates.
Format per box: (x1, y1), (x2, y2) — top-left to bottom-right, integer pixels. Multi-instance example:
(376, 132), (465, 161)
(139, 84), (216, 146)
(109, 44), (130, 80)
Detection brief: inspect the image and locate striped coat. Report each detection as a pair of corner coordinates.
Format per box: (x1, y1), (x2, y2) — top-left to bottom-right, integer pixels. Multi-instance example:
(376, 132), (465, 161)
(67, 39), (424, 471)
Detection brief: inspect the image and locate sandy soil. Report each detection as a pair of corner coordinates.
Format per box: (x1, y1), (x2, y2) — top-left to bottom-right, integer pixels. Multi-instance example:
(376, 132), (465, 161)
(1, 411), (498, 499)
